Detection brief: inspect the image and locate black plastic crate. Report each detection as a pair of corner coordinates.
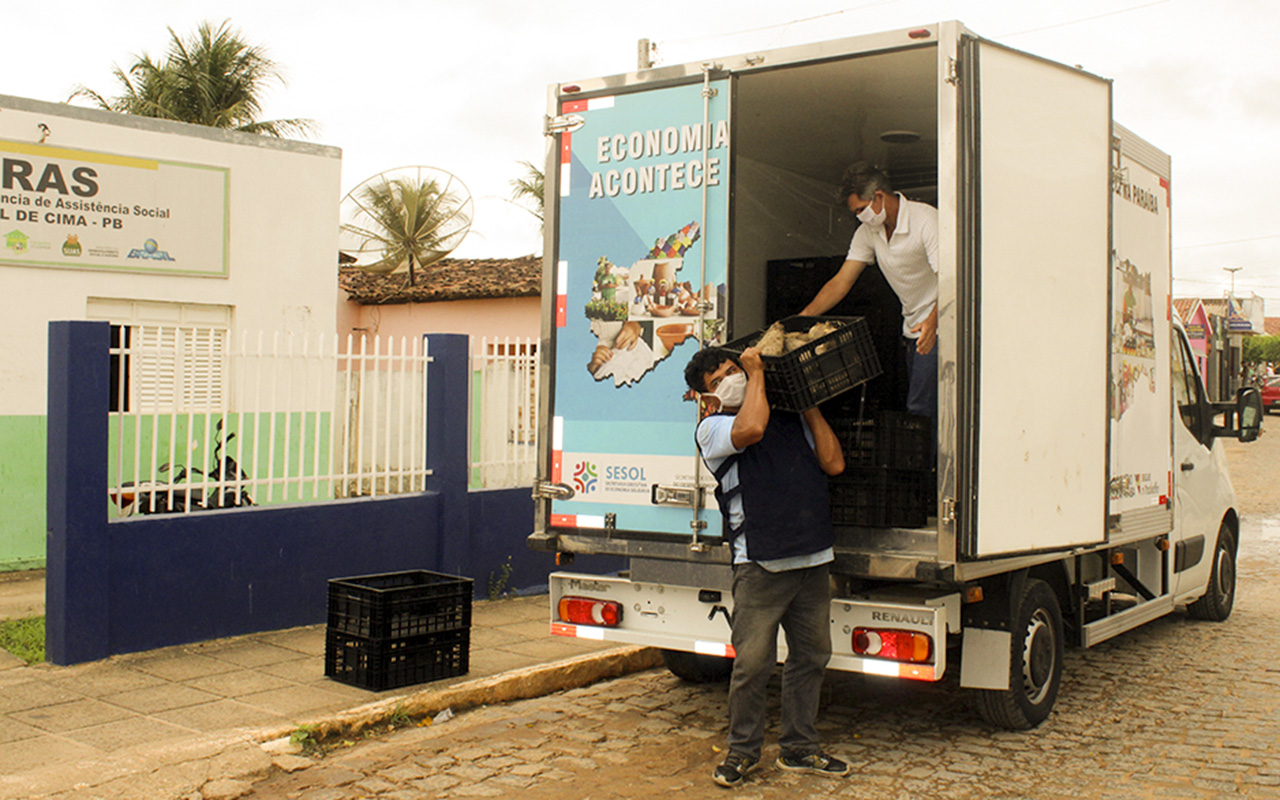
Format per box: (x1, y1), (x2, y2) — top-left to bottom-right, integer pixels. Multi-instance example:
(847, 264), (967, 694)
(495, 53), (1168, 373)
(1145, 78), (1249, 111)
(327, 570), (472, 640)
(829, 466), (931, 528)
(831, 411), (932, 470)
(325, 629), (469, 691)
(723, 316), (882, 412)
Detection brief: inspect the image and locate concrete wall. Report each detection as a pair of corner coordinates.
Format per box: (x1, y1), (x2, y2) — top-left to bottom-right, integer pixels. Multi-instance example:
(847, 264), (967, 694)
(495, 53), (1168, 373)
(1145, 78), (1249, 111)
(46, 325), (620, 665)
(1, 95), (342, 571)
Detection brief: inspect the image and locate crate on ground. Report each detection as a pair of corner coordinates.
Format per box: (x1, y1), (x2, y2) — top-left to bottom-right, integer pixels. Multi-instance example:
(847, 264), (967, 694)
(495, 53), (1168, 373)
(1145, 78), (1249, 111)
(327, 570), (472, 640)
(829, 466), (931, 528)
(325, 628), (469, 691)
(722, 316), (881, 412)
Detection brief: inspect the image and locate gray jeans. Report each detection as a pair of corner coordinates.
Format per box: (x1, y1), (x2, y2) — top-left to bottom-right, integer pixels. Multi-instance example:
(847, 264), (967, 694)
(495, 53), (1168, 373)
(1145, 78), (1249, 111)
(727, 561), (832, 760)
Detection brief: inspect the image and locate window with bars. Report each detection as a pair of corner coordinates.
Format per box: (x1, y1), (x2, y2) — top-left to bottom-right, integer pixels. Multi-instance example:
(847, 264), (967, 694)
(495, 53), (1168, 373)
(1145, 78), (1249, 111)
(92, 299), (232, 413)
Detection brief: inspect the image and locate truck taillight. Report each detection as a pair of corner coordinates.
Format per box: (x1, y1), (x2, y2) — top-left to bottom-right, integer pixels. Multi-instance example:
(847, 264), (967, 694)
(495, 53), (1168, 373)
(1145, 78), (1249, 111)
(852, 628), (931, 663)
(557, 596), (623, 627)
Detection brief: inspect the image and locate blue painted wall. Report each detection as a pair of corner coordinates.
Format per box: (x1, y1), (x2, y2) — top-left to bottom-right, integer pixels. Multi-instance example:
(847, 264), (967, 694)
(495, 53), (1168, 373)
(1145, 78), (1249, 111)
(46, 325), (620, 666)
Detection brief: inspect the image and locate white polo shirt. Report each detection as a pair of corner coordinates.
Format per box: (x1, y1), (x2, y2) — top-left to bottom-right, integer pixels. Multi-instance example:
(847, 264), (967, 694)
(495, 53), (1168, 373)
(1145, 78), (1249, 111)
(847, 194), (939, 338)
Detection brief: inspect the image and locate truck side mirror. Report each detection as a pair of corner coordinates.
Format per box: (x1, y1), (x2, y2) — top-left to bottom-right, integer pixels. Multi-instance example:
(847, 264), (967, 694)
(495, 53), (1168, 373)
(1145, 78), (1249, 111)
(1236, 387), (1263, 443)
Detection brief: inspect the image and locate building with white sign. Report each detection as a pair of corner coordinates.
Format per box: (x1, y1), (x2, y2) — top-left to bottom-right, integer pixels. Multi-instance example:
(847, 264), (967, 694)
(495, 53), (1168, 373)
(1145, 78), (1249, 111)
(0, 94), (341, 572)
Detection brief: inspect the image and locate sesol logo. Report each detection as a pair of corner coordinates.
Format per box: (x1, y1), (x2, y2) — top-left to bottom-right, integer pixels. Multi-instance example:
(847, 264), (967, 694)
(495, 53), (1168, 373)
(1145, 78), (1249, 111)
(572, 461), (598, 494)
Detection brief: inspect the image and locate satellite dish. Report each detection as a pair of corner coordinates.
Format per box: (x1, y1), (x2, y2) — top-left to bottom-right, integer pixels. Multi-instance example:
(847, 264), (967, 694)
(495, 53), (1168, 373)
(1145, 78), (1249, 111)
(339, 166), (474, 285)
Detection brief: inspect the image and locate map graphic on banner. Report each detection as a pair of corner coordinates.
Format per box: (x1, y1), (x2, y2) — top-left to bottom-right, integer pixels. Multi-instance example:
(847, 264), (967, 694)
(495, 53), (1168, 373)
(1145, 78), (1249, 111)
(585, 220), (711, 387)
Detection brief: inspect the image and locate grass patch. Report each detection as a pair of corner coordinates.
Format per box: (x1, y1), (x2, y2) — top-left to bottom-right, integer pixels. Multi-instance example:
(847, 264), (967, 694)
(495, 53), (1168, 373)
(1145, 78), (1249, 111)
(0, 616), (45, 664)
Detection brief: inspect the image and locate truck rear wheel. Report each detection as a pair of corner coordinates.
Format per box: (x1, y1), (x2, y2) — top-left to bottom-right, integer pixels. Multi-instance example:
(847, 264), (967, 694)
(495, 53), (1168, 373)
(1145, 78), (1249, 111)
(661, 649), (733, 683)
(974, 578), (1063, 730)
(1187, 525), (1236, 622)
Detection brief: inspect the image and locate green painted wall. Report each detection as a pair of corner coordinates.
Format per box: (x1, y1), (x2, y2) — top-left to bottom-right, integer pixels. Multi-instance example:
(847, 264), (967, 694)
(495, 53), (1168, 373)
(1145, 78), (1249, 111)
(0, 415), (47, 572)
(107, 412), (334, 510)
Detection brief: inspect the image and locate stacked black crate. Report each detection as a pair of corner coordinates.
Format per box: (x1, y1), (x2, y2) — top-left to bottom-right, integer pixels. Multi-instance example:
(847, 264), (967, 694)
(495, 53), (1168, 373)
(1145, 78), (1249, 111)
(828, 411), (933, 528)
(325, 570), (473, 691)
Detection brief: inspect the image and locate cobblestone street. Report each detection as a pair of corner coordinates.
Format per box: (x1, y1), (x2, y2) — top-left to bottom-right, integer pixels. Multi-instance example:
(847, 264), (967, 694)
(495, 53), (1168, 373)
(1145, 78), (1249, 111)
(243, 424), (1280, 800)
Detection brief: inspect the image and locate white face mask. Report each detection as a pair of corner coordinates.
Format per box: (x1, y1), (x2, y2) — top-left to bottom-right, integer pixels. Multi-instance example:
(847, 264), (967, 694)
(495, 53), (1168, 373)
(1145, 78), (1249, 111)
(856, 195), (886, 228)
(712, 371), (748, 409)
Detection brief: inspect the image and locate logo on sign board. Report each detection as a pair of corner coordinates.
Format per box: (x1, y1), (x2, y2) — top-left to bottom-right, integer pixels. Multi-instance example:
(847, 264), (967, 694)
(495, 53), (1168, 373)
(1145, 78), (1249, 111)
(62, 235), (82, 257)
(127, 238), (175, 261)
(572, 461), (598, 494)
(4, 230), (29, 253)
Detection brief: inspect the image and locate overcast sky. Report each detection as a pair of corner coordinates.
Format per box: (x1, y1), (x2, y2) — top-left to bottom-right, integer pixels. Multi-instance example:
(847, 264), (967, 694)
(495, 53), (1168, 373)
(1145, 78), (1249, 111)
(9, 0), (1279, 310)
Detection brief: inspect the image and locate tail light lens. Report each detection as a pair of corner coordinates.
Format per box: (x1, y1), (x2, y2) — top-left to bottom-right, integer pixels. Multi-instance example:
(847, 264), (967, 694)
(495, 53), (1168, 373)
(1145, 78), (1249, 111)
(852, 628), (932, 663)
(557, 596), (623, 627)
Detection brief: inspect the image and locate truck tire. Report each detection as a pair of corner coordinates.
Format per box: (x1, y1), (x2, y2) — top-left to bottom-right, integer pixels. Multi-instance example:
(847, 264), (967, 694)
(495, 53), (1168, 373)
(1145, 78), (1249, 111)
(1187, 525), (1236, 622)
(974, 578), (1063, 730)
(661, 649), (733, 683)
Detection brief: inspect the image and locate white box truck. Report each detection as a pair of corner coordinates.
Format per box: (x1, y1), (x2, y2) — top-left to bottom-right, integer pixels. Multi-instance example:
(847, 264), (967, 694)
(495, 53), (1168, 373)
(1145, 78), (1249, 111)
(528, 21), (1263, 728)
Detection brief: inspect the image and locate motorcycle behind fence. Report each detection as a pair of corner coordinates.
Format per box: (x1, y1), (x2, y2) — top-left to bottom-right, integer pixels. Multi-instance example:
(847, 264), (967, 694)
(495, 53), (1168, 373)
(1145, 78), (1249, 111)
(111, 420), (255, 515)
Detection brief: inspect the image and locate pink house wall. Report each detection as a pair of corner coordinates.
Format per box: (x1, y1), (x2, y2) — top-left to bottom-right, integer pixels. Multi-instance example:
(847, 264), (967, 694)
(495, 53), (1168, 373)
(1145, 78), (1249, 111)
(339, 296), (541, 349)
(1184, 304), (1211, 378)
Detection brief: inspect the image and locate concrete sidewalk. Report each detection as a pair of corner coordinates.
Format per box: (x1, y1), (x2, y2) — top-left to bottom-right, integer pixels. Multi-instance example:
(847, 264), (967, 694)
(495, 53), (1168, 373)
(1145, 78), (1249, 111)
(0, 572), (658, 800)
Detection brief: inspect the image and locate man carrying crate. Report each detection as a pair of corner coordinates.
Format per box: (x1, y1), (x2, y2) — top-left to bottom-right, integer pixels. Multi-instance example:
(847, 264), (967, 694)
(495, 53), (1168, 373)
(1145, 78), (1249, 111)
(684, 345), (850, 788)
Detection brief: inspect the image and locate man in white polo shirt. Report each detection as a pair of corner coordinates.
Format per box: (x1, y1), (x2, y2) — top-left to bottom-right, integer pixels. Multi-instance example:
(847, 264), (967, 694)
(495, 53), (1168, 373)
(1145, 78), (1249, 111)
(801, 162), (939, 418)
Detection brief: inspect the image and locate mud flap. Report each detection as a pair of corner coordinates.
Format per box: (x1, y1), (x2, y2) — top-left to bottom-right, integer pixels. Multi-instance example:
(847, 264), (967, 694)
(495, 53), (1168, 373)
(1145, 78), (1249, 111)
(960, 628), (1011, 690)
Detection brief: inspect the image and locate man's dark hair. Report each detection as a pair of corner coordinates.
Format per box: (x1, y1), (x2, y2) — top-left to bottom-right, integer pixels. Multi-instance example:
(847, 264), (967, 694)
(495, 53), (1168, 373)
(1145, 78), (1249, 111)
(685, 346), (737, 393)
(838, 161), (893, 205)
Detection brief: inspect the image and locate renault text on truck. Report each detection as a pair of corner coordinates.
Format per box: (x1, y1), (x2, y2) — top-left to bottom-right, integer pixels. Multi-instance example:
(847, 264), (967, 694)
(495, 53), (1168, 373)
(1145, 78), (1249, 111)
(528, 21), (1262, 728)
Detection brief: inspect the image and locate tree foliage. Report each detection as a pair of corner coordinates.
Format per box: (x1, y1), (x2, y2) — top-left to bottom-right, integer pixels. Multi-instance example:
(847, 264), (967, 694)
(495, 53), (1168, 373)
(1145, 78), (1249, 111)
(71, 20), (314, 138)
(1243, 334), (1280, 365)
(509, 160), (545, 229)
(343, 176), (472, 286)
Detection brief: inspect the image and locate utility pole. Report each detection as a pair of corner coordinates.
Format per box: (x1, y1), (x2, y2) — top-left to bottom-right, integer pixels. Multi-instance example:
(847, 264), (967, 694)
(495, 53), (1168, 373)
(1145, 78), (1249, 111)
(1224, 266), (1242, 299)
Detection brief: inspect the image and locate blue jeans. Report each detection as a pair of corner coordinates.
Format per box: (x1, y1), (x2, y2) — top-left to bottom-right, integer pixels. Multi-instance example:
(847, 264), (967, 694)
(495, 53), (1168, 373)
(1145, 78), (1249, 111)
(905, 338), (938, 419)
(727, 562), (832, 760)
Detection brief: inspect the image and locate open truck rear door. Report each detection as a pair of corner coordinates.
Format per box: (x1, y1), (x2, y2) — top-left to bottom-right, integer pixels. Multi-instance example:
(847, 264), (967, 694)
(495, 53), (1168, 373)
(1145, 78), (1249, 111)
(956, 38), (1113, 558)
(536, 75), (731, 548)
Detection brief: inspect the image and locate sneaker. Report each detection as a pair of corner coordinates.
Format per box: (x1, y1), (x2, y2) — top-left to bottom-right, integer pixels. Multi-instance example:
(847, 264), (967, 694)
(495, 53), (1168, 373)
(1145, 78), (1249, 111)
(713, 752), (760, 787)
(776, 751), (852, 777)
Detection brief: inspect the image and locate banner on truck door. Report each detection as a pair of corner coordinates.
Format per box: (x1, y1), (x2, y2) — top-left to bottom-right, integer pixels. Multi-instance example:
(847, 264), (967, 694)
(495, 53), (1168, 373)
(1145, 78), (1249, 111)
(551, 82), (729, 534)
(0, 139), (228, 277)
(1109, 155), (1172, 512)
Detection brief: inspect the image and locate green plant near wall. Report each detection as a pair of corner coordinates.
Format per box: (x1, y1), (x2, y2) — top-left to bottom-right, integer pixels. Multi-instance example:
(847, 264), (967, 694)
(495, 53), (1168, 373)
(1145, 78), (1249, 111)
(0, 616), (45, 664)
(487, 556), (514, 601)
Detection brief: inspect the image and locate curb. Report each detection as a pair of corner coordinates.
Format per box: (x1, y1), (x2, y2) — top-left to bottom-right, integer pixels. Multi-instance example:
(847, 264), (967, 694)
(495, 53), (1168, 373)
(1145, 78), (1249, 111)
(2, 646), (661, 800)
(260, 645), (663, 745)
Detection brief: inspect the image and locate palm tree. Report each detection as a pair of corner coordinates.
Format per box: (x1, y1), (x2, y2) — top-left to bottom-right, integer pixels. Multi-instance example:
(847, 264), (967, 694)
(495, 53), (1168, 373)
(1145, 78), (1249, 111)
(343, 175), (473, 287)
(71, 20), (314, 138)
(509, 160), (545, 230)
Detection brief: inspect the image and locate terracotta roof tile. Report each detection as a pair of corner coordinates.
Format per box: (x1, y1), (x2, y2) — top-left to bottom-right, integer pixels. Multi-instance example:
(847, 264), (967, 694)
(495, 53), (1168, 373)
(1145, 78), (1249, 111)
(339, 256), (542, 305)
(1172, 298), (1199, 321)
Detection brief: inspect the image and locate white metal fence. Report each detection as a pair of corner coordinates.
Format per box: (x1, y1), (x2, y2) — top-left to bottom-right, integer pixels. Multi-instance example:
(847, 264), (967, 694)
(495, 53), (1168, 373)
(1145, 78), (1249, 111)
(471, 337), (539, 489)
(108, 326), (432, 517)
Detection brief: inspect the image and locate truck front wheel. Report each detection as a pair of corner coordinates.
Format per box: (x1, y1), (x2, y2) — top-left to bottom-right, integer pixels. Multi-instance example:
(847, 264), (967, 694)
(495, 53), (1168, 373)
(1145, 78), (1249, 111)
(974, 578), (1063, 730)
(660, 649), (734, 683)
(1186, 525), (1236, 622)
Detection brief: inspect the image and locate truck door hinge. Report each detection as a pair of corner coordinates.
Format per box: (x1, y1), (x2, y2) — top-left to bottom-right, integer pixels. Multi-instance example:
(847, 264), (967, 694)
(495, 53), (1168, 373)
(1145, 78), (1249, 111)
(532, 481), (575, 500)
(544, 114), (586, 136)
(941, 497), (957, 524)
(945, 57), (960, 85)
